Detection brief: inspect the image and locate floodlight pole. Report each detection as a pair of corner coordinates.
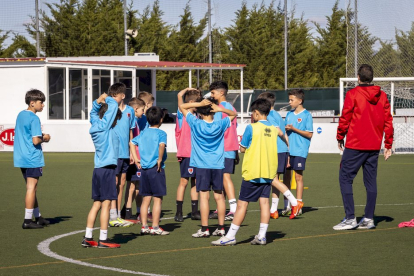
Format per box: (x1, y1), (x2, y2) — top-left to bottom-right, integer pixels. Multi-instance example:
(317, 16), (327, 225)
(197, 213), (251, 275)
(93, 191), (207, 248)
(35, 0), (40, 57)
(124, 0), (128, 56)
(208, 0), (212, 83)
(354, 0), (358, 78)
(284, 0), (288, 90)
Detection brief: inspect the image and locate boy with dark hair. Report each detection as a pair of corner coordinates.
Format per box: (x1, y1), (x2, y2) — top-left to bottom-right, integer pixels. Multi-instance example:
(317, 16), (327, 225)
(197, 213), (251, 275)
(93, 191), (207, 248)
(130, 106), (169, 235)
(257, 92), (303, 219)
(14, 89), (51, 229)
(334, 64), (393, 230)
(123, 97), (146, 223)
(174, 88), (202, 222)
(209, 80), (239, 220)
(212, 99), (288, 246)
(180, 98), (237, 238)
(82, 93), (122, 248)
(285, 89), (313, 215)
(107, 83), (135, 228)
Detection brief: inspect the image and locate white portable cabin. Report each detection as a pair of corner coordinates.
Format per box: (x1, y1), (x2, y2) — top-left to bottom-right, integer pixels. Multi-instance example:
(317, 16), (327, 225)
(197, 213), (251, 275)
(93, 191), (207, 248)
(0, 55), (246, 152)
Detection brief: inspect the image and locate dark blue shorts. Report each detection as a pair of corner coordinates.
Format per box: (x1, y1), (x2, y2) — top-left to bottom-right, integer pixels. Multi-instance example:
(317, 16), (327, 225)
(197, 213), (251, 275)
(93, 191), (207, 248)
(289, 156), (307, 171)
(195, 168), (223, 192)
(126, 164), (142, 182)
(116, 158), (130, 175)
(140, 166), (166, 197)
(239, 180), (271, 202)
(21, 167), (43, 179)
(277, 152), (289, 174)
(223, 158), (235, 174)
(92, 165), (117, 201)
(179, 157), (196, 178)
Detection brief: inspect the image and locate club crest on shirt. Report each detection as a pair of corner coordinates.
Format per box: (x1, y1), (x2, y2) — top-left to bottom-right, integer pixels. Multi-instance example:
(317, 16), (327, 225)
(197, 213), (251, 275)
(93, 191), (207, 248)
(127, 113), (131, 118)
(188, 168), (194, 174)
(136, 171), (141, 177)
(297, 118), (302, 123)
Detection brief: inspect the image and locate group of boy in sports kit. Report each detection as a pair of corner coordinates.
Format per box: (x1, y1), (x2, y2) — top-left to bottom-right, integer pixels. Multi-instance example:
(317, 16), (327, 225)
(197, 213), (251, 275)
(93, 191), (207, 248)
(14, 64), (393, 248)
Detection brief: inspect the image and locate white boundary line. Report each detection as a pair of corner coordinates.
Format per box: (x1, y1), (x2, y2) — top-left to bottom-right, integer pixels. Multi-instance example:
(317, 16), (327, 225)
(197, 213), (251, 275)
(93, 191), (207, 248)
(37, 202), (414, 275)
(37, 230), (168, 276)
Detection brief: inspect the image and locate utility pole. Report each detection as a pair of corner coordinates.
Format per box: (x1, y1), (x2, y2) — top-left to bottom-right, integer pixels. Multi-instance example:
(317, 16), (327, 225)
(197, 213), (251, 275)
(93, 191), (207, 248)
(284, 0), (288, 90)
(354, 0), (358, 77)
(208, 0), (212, 83)
(124, 0), (128, 56)
(35, 0), (40, 57)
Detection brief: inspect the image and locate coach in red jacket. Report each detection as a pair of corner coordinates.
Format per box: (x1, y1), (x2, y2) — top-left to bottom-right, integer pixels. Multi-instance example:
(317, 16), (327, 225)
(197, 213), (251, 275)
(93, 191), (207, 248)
(333, 64), (394, 231)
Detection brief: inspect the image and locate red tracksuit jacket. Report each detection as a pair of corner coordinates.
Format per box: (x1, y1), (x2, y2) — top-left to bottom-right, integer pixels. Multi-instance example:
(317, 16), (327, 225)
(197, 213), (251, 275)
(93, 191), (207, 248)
(337, 84), (394, 150)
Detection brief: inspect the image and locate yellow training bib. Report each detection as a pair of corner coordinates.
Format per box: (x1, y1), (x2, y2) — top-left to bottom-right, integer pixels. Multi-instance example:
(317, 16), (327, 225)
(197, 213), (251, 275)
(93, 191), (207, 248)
(242, 122), (279, 181)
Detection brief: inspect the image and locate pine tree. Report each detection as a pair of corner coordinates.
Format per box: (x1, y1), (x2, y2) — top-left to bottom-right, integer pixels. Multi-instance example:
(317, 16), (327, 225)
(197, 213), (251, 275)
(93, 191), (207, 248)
(396, 22), (414, 76)
(314, 1), (347, 87)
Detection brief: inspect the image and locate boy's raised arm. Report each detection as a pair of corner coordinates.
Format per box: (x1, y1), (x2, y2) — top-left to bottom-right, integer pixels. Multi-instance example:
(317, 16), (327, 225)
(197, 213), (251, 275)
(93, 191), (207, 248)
(180, 99), (210, 117)
(211, 104), (237, 121)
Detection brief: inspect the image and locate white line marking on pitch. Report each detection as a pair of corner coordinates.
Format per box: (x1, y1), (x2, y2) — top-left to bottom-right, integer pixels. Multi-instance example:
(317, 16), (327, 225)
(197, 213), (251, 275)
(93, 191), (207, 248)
(37, 202), (413, 274)
(37, 229), (168, 276)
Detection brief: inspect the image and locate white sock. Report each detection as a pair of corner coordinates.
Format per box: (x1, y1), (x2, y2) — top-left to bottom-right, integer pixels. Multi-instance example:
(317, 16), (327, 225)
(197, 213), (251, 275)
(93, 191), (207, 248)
(117, 210), (121, 218)
(33, 207), (41, 218)
(283, 190), (298, 206)
(258, 223), (269, 239)
(284, 199), (290, 209)
(148, 207), (151, 214)
(229, 199), (237, 213)
(85, 227), (93, 239)
(225, 223), (240, 239)
(99, 229), (108, 241)
(297, 199), (302, 202)
(25, 208), (34, 220)
(270, 198), (279, 213)
(110, 209), (117, 221)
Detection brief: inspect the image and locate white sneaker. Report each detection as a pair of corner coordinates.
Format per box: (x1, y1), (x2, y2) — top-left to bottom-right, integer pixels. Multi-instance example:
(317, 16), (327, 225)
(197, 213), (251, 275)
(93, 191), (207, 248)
(250, 235), (266, 245)
(333, 218), (358, 230)
(150, 227), (170, 235)
(140, 226), (152, 235)
(281, 207), (291, 216)
(211, 236), (236, 246)
(357, 217), (376, 229)
(212, 228), (225, 236)
(192, 229), (210, 238)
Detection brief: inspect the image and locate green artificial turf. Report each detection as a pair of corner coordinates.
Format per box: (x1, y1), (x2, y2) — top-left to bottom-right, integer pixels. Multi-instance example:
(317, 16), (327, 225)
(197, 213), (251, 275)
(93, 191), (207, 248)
(0, 152), (413, 275)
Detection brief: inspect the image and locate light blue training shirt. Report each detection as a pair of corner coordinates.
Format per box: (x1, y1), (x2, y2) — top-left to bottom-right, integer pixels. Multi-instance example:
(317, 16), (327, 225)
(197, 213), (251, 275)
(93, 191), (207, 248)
(285, 109), (313, 158)
(89, 97), (120, 168)
(267, 110), (289, 153)
(13, 110), (44, 168)
(131, 127), (167, 169)
(186, 113), (230, 169)
(113, 105), (136, 159)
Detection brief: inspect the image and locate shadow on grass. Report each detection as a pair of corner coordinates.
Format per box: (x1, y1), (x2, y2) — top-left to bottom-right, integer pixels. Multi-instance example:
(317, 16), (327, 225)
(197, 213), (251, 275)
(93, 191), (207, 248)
(160, 222), (182, 233)
(302, 206), (318, 214)
(356, 215), (394, 226)
(237, 231), (286, 245)
(160, 210), (172, 218)
(46, 216), (72, 225)
(112, 232), (139, 244)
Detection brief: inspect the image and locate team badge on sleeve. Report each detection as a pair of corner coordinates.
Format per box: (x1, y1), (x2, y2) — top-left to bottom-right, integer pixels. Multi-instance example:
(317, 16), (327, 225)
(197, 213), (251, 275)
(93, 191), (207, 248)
(136, 171), (141, 177)
(188, 168), (194, 174)
(297, 118), (302, 123)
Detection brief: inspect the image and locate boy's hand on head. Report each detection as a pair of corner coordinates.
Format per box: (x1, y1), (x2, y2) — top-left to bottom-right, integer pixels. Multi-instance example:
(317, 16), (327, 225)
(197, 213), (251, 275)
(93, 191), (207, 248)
(200, 99), (212, 106)
(97, 93), (108, 104)
(338, 140), (344, 151)
(210, 103), (221, 113)
(384, 148), (392, 161)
